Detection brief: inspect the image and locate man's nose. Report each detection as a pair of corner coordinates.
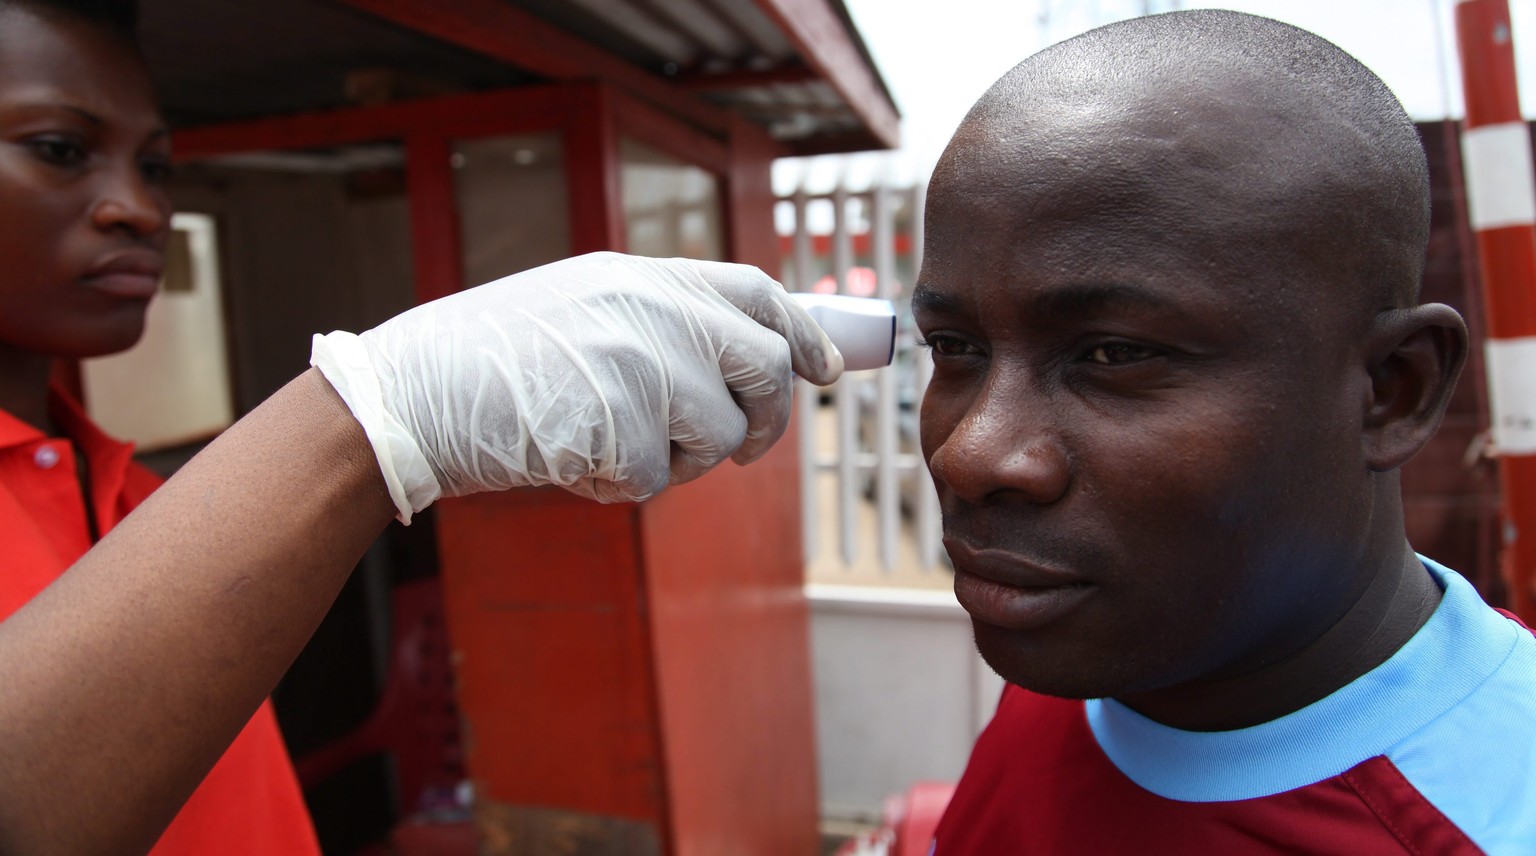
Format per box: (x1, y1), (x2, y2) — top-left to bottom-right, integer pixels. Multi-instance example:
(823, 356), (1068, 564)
(926, 384), (1070, 506)
(91, 165), (170, 240)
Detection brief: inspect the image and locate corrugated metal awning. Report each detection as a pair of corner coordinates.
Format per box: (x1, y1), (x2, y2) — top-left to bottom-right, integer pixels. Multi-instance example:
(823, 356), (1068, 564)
(139, 0), (898, 155)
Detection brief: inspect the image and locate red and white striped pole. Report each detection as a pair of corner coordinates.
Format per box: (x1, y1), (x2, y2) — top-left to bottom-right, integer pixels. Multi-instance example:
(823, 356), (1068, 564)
(1454, 0), (1536, 622)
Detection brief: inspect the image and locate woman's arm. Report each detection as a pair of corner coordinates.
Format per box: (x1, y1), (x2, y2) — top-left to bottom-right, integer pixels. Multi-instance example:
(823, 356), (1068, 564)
(0, 370), (394, 855)
(0, 253), (842, 855)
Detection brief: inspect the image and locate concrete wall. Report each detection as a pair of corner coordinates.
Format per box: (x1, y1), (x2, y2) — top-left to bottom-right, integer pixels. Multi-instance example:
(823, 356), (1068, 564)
(84, 213), (236, 450)
(168, 162), (415, 415)
(808, 585), (1003, 822)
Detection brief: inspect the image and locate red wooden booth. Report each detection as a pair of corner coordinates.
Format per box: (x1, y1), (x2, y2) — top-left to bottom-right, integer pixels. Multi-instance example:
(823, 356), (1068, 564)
(110, 2), (899, 853)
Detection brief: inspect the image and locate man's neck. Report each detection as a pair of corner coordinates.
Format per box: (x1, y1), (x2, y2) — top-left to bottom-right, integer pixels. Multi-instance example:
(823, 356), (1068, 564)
(1115, 548), (1441, 731)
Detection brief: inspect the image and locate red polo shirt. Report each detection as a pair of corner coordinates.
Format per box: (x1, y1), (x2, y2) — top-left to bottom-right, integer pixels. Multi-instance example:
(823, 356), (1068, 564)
(0, 388), (319, 855)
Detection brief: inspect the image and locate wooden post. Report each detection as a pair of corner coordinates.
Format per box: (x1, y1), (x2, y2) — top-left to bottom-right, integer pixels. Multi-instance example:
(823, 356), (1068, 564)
(1454, 0), (1536, 622)
(432, 99), (821, 855)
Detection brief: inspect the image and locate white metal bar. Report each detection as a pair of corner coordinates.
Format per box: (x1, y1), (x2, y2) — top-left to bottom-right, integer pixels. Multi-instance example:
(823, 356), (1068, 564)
(911, 182), (943, 571)
(792, 184), (819, 566)
(794, 191), (876, 203)
(835, 379), (861, 569)
(832, 182), (858, 567)
(914, 348), (940, 571)
(780, 177), (950, 575)
(797, 379), (821, 567)
(792, 188), (814, 293)
(815, 452), (924, 471)
(872, 180), (900, 572)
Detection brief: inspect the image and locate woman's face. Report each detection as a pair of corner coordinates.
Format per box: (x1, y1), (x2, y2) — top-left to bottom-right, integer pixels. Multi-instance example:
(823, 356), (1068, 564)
(0, 8), (172, 359)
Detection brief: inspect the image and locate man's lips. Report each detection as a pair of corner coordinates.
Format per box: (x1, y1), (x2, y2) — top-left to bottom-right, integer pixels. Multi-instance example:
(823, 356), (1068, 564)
(946, 539), (1095, 631)
(81, 249), (164, 299)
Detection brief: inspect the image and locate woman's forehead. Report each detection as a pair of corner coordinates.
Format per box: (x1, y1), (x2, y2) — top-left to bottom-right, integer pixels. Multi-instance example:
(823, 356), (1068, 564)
(0, 9), (160, 131)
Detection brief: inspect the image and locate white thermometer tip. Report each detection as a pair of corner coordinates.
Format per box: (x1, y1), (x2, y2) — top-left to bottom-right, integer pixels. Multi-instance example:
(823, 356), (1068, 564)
(790, 293), (897, 372)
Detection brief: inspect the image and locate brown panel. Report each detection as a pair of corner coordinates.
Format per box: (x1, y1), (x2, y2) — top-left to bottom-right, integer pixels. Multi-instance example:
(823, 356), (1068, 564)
(781, 128), (889, 158)
(725, 116), (789, 278)
(1404, 495), (1505, 605)
(1405, 120), (1501, 604)
(434, 491), (668, 827)
(750, 0), (900, 148)
(630, 118), (820, 855)
(1399, 415), (1496, 498)
(639, 437), (821, 856)
(338, 0), (731, 134)
(613, 91), (732, 174)
(478, 801), (662, 856)
(433, 84), (819, 856)
(172, 85), (581, 160)
(565, 86), (628, 255)
(405, 133), (465, 304)
(676, 63), (819, 91)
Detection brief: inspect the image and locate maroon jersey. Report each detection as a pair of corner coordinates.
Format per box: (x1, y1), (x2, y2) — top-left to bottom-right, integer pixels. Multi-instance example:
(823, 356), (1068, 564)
(933, 561), (1536, 855)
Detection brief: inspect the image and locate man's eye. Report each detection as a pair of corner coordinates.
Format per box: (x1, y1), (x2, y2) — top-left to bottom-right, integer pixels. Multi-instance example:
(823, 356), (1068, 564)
(917, 334), (980, 358)
(26, 137), (88, 167)
(1088, 343), (1159, 365)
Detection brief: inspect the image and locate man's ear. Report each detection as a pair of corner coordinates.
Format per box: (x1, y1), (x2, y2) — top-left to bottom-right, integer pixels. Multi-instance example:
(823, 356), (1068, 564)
(1362, 303), (1469, 471)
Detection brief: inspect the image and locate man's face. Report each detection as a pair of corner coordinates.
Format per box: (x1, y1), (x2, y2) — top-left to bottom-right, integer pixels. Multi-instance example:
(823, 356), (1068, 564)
(0, 10), (171, 359)
(917, 107), (1380, 700)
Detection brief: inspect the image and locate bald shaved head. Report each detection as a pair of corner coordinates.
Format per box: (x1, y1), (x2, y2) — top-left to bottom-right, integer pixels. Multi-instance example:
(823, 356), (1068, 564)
(917, 10), (1470, 710)
(935, 9), (1429, 309)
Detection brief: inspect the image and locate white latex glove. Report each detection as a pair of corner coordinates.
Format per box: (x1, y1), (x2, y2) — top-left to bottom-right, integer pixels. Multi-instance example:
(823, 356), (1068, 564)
(311, 252), (843, 522)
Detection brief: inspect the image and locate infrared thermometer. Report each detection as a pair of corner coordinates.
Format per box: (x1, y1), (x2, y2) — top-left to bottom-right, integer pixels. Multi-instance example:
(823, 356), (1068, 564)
(790, 293), (897, 372)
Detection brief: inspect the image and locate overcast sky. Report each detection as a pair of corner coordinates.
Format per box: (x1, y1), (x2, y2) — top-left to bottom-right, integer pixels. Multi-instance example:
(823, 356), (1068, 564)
(773, 0), (1536, 195)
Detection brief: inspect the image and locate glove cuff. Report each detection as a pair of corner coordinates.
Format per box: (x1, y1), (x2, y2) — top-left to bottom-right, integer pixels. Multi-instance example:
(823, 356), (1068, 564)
(310, 331), (442, 524)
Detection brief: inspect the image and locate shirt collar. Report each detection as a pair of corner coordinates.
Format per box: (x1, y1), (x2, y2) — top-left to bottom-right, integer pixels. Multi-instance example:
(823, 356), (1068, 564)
(0, 398), (46, 450)
(48, 383), (134, 459)
(1085, 557), (1521, 801)
(0, 384), (136, 462)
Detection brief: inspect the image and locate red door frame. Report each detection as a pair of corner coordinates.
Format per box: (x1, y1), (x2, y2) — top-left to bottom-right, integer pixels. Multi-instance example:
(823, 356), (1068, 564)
(171, 82), (745, 298)
(171, 83), (819, 854)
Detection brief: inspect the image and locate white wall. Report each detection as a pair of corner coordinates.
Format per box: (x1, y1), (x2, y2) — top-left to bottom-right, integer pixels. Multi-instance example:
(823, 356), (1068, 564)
(454, 134), (570, 285)
(808, 585), (1004, 822)
(84, 213), (234, 450)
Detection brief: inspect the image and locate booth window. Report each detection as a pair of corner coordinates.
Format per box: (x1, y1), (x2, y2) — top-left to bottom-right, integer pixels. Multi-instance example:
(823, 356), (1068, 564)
(83, 212), (235, 451)
(620, 137), (723, 261)
(453, 134), (570, 285)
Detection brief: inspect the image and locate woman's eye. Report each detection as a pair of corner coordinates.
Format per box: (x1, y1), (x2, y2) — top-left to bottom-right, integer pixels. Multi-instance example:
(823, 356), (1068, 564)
(1088, 343), (1159, 365)
(140, 157), (174, 184)
(26, 136), (88, 167)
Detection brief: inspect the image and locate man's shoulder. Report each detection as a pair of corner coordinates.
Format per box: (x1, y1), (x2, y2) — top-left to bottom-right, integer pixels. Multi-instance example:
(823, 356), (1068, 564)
(1385, 600), (1536, 854)
(935, 581), (1536, 854)
(1493, 606), (1535, 634)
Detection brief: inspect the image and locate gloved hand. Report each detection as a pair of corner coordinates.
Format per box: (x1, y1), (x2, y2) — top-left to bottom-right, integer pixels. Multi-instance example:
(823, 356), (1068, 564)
(311, 252), (843, 522)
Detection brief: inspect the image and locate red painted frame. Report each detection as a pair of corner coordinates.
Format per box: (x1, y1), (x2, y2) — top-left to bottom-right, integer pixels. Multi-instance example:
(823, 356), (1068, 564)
(171, 82), (818, 854)
(338, 0), (731, 135)
(174, 84), (600, 304)
(173, 81), (762, 293)
(333, 0), (895, 155)
(753, 0), (900, 149)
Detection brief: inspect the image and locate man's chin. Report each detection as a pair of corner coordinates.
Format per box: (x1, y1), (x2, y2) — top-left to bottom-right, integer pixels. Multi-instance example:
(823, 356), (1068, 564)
(971, 619), (1138, 700)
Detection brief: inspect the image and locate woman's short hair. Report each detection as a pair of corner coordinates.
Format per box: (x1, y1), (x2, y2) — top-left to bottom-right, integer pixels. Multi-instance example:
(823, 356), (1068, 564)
(0, 0), (138, 42)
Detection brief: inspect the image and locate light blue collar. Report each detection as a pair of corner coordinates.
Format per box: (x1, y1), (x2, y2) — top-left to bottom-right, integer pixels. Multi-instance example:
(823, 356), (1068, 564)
(1085, 557), (1521, 801)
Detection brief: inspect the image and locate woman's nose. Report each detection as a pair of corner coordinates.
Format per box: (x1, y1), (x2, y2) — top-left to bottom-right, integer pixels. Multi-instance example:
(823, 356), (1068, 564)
(91, 165), (170, 240)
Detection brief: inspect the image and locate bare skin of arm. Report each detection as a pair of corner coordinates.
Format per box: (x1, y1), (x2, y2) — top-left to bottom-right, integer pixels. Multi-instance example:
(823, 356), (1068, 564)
(0, 369), (395, 856)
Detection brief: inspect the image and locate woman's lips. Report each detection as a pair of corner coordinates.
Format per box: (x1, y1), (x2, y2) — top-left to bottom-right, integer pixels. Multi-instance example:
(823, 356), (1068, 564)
(81, 271), (161, 299)
(81, 250), (164, 299)
(946, 540), (1096, 630)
